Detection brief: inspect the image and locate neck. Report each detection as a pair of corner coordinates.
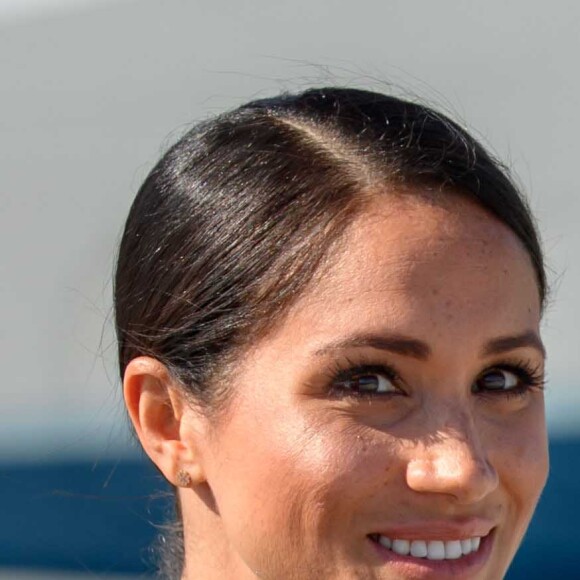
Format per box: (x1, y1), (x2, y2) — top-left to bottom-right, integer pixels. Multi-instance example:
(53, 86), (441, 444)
(179, 485), (258, 580)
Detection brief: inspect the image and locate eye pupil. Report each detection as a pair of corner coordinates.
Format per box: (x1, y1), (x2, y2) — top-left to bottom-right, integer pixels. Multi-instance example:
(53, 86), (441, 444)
(481, 371), (507, 390)
(357, 375), (380, 392)
(331, 367), (397, 397)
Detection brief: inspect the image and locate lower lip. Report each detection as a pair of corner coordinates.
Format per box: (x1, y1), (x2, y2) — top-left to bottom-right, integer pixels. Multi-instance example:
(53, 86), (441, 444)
(368, 529), (495, 580)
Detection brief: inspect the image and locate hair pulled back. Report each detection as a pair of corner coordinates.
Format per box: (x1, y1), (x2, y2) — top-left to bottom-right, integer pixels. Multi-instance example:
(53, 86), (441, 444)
(114, 87), (545, 577)
(116, 87), (545, 405)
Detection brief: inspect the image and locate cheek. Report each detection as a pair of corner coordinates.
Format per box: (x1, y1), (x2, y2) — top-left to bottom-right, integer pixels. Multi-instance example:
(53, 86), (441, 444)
(489, 404), (549, 525)
(207, 410), (401, 561)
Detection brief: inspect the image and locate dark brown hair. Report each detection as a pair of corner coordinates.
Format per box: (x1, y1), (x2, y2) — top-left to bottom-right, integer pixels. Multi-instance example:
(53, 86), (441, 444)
(114, 87), (545, 577)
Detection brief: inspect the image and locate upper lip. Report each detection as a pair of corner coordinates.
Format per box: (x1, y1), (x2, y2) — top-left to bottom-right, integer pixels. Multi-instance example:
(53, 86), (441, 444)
(371, 518), (496, 541)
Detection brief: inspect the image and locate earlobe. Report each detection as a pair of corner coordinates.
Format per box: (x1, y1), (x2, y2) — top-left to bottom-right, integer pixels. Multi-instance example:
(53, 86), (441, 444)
(123, 356), (207, 486)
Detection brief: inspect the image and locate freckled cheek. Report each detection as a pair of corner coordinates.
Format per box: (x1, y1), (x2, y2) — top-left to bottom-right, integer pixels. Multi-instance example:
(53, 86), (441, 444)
(260, 429), (400, 527)
(205, 428), (339, 557)
(489, 416), (549, 512)
(210, 410), (405, 559)
(281, 430), (403, 524)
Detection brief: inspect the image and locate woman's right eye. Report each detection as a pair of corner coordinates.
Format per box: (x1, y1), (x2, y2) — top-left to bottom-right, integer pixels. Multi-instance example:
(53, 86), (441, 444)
(331, 365), (399, 396)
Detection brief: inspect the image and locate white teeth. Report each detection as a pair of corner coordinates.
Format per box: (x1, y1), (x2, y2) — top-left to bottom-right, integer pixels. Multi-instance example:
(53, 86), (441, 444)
(444, 540), (462, 559)
(426, 540), (446, 560)
(410, 540), (428, 558)
(391, 539), (410, 556)
(461, 538), (473, 555)
(375, 535), (485, 560)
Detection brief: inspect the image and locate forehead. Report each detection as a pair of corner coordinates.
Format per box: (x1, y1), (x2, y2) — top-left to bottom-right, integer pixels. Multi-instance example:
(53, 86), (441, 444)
(285, 191), (540, 343)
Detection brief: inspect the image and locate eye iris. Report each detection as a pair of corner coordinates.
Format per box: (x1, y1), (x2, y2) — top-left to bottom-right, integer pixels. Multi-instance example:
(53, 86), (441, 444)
(357, 375), (380, 392)
(480, 370), (514, 390)
(332, 368), (396, 395)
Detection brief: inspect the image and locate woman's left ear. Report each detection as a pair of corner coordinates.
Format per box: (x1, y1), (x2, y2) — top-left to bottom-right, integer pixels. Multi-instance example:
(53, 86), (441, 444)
(122, 356), (207, 486)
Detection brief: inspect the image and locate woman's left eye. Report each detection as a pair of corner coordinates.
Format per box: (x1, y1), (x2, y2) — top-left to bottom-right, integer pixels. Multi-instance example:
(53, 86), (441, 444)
(474, 368), (520, 392)
(472, 364), (545, 398)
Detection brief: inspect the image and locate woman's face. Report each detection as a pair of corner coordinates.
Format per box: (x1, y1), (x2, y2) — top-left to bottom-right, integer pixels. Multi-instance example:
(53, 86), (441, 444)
(195, 193), (548, 580)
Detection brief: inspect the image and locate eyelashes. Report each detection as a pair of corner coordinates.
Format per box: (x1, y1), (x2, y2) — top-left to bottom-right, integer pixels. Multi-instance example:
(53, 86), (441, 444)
(471, 359), (546, 400)
(328, 361), (402, 399)
(324, 357), (545, 402)
(323, 357), (404, 400)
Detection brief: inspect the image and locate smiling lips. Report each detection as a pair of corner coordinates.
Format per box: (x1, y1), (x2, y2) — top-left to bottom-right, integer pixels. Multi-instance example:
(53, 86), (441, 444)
(370, 534), (483, 560)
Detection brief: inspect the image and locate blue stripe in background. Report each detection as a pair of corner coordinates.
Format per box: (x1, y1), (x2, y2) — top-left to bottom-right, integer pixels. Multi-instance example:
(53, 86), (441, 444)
(1, 438), (578, 577)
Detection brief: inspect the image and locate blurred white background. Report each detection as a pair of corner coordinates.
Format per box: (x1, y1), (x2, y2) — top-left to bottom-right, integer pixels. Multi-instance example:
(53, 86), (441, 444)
(1, 0), (578, 465)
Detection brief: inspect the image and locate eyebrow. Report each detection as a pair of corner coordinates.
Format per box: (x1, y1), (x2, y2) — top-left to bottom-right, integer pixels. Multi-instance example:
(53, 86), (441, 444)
(481, 330), (546, 358)
(314, 333), (431, 360)
(313, 330), (545, 360)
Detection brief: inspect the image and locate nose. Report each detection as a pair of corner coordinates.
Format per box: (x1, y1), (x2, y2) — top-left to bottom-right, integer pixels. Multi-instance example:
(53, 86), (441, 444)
(405, 411), (499, 504)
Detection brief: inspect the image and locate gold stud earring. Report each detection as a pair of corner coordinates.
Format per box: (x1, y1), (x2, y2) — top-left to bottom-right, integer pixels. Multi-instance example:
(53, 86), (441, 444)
(176, 469), (192, 487)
